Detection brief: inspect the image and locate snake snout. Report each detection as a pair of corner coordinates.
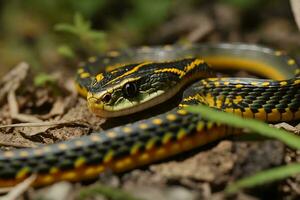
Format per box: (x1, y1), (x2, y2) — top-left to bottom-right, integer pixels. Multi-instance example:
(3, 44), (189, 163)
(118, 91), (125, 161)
(87, 93), (101, 105)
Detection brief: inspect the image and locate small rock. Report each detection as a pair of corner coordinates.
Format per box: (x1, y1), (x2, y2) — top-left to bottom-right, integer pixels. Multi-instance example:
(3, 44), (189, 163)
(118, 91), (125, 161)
(232, 140), (284, 179)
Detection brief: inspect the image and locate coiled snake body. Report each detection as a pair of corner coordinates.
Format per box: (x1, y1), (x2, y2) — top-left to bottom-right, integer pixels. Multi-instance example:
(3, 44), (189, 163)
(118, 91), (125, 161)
(0, 43), (299, 187)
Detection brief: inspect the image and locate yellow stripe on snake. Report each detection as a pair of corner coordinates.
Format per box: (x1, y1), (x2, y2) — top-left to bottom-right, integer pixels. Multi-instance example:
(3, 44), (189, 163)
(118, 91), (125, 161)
(0, 43), (299, 187)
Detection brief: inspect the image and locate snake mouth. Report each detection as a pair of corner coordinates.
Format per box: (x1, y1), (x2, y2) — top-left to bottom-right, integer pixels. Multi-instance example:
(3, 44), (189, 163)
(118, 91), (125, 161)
(87, 93), (126, 118)
(87, 97), (134, 118)
(87, 92), (105, 114)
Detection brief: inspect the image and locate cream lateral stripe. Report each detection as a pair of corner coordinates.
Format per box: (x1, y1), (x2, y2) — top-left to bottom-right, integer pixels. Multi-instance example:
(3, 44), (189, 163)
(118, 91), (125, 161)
(154, 68), (185, 77)
(106, 62), (152, 84)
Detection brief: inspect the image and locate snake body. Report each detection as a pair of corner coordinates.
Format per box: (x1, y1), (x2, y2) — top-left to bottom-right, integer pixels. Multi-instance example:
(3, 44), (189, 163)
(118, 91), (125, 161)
(0, 43), (300, 187)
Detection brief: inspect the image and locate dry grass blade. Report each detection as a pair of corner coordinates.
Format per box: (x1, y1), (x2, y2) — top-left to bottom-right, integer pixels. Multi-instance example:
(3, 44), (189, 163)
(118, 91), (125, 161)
(291, 0), (300, 31)
(0, 120), (83, 137)
(0, 175), (36, 200)
(0, 121), (71, 129)
(0, 141), (37, 148)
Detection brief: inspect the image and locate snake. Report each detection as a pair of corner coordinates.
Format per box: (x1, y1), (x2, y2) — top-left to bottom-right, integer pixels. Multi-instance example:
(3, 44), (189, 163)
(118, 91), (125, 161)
(0, 43), (299, 188)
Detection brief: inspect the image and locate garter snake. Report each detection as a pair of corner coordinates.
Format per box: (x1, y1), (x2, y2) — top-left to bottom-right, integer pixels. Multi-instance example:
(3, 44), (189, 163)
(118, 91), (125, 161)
(0, 43), (300, 187)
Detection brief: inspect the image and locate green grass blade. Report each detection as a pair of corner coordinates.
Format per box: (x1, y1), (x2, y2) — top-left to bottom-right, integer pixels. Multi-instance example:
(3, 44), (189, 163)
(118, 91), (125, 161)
(225, 163), (300, 194)
(186, 105), (300, 150)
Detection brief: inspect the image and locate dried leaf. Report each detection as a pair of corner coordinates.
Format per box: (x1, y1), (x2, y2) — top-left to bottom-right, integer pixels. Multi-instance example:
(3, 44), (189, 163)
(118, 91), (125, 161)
(273, 122), (300, 134)
(0, 62), (29, 104)
(8, 90), (42, 123)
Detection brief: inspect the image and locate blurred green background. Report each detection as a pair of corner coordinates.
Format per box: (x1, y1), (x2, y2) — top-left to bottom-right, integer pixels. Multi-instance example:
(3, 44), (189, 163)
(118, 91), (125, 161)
(0, 0), (298, 76)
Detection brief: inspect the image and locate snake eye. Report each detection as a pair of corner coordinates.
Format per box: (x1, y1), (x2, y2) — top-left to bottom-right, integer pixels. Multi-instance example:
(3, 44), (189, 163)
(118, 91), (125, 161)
(102, 93), (111, 103)
(123, 82), (138, 98)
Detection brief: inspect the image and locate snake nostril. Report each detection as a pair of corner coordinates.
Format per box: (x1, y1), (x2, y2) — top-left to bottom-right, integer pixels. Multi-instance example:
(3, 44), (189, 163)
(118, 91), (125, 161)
(102, 93), (111, 103)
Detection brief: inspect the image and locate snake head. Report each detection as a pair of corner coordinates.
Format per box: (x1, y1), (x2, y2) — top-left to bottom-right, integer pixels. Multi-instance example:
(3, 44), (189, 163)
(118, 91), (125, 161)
(87, 59), (210, 118)
(87, 76), (153, 117)
(87, 70), (171, 118)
